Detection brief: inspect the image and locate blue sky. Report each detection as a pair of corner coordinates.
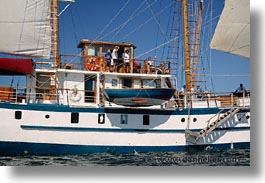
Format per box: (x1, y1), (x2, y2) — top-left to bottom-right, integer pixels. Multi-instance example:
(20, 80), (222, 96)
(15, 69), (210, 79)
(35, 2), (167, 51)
(0, 0), (250, 92)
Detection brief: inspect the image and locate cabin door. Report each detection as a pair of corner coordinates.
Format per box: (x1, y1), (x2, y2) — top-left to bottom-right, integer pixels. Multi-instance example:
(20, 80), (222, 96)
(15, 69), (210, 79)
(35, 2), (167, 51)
(84, 75), (96, 103)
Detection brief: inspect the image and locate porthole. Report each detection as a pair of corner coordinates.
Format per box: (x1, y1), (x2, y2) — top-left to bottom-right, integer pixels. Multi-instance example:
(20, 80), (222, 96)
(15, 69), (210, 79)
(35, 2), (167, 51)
(71, 112), (79, 123)
(45, 114), (50, 119)
(193, 118), (197, 122)
(15, 111), (22, 120)
(98, 114), (105, 124)
(143, 115), (150, 125)
(181, 118), (185, 123)
(246, 115), (250, 119)
(121, 114), (128, 124)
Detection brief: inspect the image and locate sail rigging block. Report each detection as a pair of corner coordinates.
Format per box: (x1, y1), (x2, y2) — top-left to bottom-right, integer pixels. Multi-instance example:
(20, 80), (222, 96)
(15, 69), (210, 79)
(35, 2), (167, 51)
(0, 0), (52, 58)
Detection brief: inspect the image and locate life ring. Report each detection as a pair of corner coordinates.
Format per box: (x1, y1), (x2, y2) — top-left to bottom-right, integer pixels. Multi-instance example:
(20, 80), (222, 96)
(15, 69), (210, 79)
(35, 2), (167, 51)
(70, 88), (81, 102)
(86, 57), (99, 71)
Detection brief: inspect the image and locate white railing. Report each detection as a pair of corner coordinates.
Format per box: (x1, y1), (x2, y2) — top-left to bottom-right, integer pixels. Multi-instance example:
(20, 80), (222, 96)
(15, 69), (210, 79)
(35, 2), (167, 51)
(0, 87), (99, 106)
(1, 86), (250, 109)
(175, 91), (250, 109)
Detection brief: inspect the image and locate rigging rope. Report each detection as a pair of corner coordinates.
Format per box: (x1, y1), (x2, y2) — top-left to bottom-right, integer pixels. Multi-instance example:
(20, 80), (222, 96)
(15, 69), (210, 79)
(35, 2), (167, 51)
(135, 36), (179, 59)
(96, 0), (131, 41)
(70, 7), (79, 45)
(161, 0), (175, 60)
(109, 1), (147, 41)
(144, 0), (166, 36)
(117, 2), (173, 42)
(58, 2), (71, 16)
(104, 0), (158, 41)
(59, 0), (130, 67)
(135, 13), (221, 60)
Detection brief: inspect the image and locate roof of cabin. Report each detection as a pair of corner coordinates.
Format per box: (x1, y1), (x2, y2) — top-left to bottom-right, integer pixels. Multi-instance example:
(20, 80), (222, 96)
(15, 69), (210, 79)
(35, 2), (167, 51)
(78, 39), (136, 49)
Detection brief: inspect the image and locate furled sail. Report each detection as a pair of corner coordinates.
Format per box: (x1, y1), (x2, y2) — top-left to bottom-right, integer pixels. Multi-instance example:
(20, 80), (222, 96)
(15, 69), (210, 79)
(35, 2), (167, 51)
(0, 0), (52, 58)
(210, 0), (250, 58)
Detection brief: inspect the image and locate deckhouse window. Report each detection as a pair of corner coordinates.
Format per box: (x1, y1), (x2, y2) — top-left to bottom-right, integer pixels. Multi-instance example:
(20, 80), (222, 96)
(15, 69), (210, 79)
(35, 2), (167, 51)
(133, 79), (141, 88)
(142, 79), (161, 88)
(111, 79), (118, 87)
(123, 78), (132, 88)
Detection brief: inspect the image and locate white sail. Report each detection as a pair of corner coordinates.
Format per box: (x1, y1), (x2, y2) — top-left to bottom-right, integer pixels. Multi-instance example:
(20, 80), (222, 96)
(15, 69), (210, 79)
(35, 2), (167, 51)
(0, 0), (52, 58)
(210, 0), (250, 58)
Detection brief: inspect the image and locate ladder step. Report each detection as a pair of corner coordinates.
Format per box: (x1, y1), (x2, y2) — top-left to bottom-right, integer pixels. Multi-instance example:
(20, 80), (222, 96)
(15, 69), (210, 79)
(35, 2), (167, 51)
(186, 107), (241, 144)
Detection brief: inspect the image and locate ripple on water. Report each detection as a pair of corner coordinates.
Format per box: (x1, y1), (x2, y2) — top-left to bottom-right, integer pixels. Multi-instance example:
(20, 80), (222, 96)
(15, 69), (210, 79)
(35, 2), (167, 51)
(0, 149), (250, 166)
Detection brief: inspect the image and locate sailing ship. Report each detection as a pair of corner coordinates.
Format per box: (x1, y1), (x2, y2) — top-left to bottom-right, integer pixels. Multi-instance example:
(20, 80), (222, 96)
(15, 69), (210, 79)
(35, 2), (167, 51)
(0, 0), (250, 155)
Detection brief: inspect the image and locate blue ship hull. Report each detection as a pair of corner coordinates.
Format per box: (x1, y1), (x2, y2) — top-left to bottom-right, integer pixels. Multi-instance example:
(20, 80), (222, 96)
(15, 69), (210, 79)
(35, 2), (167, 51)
(0, 141), (250, 156)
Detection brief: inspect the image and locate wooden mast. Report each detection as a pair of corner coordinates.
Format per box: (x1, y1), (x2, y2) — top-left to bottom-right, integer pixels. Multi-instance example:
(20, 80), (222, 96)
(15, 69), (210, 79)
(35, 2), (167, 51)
(191, 0), (203, 88)
(50, 0), (59, 101)
(182, 0), (191, 93)
(52, 0), (60, 69)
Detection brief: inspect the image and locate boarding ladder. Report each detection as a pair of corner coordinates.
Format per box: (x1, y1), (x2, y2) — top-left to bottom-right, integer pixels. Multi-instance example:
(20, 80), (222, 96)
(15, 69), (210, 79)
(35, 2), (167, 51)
(185, 107), (241, 144)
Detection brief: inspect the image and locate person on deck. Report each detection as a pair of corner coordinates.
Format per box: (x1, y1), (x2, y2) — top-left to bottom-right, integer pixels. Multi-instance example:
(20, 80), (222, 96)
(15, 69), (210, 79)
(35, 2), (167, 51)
(235, 83), (247, 93)
(179, 85), (186, 107)
(235, 83), (247, 97)
(194, 85), (203, 99)
(123, 49), (130, 73)
(105, 49), (112, 72)
(112, 46), (120, 72)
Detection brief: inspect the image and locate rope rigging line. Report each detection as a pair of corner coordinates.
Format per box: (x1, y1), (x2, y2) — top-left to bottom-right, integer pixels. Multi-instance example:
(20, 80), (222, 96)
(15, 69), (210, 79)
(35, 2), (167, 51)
(70, 7), (79, 45)
(109, 1), (147, 41)
(95, 0), (131, 41)
(135, 35), (180, 59)
(135, 13), (221, 60)
(117, 2), (173, 42)
(65, 0), (156, 64)
(154, 0), (162, 59)
(144, 0), (166, 36)
(58, 2), (71, 17)
(105, 0), (158, 41)
(198, 0), (211, 91)
(161, 0), (175, 60)
(59, 0), (130, 67)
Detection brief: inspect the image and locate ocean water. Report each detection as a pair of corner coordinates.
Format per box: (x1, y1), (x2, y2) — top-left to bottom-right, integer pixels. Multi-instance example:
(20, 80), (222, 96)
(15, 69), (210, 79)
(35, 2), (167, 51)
(0, 149), (250, 166)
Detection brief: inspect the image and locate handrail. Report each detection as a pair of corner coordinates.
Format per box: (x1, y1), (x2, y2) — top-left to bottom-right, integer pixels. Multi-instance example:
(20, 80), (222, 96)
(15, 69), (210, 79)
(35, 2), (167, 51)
(0, 85), (251, 108)
(205, 108), (227, 128)
(59, 54), (172, 74)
